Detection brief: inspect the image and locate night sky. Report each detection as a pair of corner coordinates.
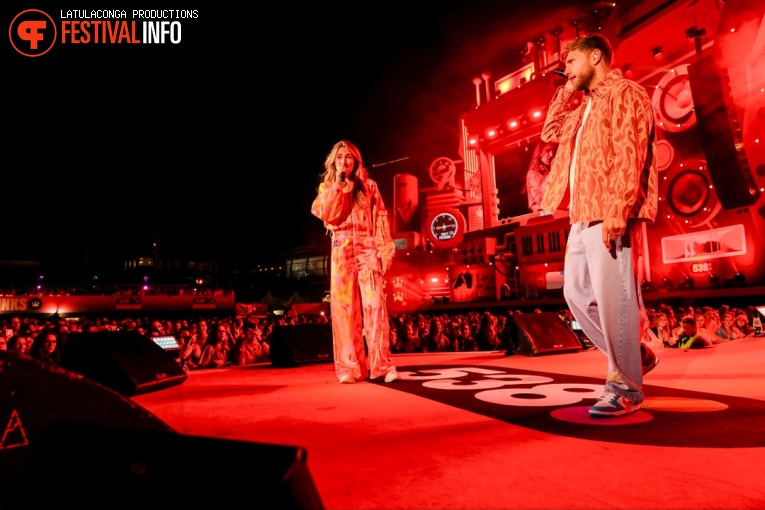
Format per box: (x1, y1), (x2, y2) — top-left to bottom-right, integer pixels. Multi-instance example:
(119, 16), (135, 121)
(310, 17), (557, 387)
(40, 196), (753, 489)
(5, 1), (591, 271)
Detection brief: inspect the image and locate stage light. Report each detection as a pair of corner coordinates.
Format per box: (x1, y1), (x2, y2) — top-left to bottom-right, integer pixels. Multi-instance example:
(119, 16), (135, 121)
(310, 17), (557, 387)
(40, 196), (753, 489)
(683, 276), (695, 290)
(708, 274), (720, 287)
(662, 278), (674, 290)
(652, 46), (663, 58)
(734, 272), (746, 284)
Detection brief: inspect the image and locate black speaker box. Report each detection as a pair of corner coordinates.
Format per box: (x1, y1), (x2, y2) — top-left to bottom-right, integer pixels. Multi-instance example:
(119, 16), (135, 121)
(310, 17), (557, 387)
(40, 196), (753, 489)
(687, 56), (760, 209)
(512, 312), (583, 356)
(0, 351), (174, 510)
(25, 420), (325, 510)
(60, 330), (187, 397)
(270, 324), (334, 367)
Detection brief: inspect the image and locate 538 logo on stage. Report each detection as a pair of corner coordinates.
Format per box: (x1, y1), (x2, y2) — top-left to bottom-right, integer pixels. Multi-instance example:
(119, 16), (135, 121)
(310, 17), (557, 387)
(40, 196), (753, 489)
(9, 9), (198, 57)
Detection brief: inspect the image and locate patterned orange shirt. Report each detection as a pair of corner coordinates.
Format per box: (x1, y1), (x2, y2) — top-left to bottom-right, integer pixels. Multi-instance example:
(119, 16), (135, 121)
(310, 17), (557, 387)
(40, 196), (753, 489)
(540, 69), (658, 224)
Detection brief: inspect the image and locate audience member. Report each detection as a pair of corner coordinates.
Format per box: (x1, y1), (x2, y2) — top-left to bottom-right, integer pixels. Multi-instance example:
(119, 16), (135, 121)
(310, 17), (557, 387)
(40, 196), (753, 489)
(694, 313), (721, 344)
(733, 313), (755, 338)
(233, 325), (267, 365)
(422, 317), (450, 352)
(675, 317), (715, 350)
(197, 325), (232, 369)
(401, 320), (423, 353)
(180, 330), (205, 370)
(456, 322), (478, 352)
(475, 313), (502, 351)
(176, 327), (193, 350)
(715, 313), (744, 341)
(499, 312), (520, 354)
(702, 306), (721, 334)
(195, 319), (211, 346)
(7, 334), (30, 354)
(440, 320), (459, 352)
(648, 312), (673, 348)
(29, 331), (61, 364)
(389, 324), (405, 353)
(6, 316), (23, 338)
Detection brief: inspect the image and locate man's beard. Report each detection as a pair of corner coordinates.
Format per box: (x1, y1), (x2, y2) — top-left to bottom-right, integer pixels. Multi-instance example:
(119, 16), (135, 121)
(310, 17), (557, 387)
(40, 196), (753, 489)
(575, 63), (596, 91)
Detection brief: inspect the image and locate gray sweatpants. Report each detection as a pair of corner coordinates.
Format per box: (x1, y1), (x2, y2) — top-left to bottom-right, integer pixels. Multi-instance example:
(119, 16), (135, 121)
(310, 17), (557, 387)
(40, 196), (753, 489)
(564, 221), (644, 404)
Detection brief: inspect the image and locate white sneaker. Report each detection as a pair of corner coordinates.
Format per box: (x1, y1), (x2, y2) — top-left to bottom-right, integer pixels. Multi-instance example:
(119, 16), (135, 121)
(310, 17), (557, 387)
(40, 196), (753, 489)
(339, 374), (356, 384)
(384, 371), (399, 383)
(589, 392), (639, 417)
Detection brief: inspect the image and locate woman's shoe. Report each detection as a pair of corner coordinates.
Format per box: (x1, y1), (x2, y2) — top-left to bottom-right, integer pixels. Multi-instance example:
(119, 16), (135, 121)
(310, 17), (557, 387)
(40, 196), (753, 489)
(339, 374), (356, 384)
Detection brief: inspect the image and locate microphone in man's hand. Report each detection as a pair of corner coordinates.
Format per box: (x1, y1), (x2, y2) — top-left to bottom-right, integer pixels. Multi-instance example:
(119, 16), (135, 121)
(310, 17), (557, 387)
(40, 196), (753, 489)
(340, 172), (346, 183)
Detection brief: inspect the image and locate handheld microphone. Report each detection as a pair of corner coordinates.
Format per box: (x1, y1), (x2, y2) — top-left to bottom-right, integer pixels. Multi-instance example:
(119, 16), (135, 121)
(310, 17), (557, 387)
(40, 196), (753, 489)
(340, 171), (346, 183)
(553, 69), (566, 77)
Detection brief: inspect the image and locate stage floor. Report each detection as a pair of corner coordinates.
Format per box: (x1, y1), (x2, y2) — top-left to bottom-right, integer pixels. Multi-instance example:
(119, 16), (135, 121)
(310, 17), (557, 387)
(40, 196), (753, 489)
(130, 337), (765, 510)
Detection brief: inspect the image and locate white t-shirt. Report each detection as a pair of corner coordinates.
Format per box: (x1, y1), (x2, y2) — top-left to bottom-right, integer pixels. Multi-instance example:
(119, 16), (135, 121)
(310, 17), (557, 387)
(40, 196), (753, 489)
(570, 97), (593, 195)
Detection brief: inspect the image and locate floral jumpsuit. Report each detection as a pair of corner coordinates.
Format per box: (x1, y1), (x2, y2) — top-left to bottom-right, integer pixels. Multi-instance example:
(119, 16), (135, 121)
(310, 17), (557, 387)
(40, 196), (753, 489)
(311, 176), (397, 381)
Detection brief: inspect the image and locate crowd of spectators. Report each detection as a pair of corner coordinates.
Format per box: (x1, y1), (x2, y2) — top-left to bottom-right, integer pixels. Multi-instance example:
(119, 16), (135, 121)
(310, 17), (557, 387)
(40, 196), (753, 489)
(0, 302), (762, 371)
(643, 303), (761, 350)
(0, 313), (279, 371)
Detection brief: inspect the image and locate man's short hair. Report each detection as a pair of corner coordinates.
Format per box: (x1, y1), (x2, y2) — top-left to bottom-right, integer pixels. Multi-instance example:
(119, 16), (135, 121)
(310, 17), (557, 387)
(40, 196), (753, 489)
(565, 33), (614, 66)
(681, 317), (696, 326)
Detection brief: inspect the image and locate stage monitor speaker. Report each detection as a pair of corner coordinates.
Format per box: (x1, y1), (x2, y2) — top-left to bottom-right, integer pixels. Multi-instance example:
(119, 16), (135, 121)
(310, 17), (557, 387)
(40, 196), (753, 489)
(0, 351), (174, 510)
(270, 324), (334, 367)
(25, 420), (325, 510)
(512, 312), (583, 356)
(687, 56), (760, 209)
(60, 330), (187, 397)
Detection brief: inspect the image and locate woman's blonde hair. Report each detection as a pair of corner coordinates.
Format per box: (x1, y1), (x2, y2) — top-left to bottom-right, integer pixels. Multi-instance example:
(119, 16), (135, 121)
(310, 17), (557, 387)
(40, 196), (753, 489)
(319, 140), (368, 203)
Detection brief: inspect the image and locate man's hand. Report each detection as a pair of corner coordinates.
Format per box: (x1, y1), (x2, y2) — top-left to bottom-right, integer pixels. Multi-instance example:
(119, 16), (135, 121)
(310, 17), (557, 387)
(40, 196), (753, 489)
(602, 217), (626, 250)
